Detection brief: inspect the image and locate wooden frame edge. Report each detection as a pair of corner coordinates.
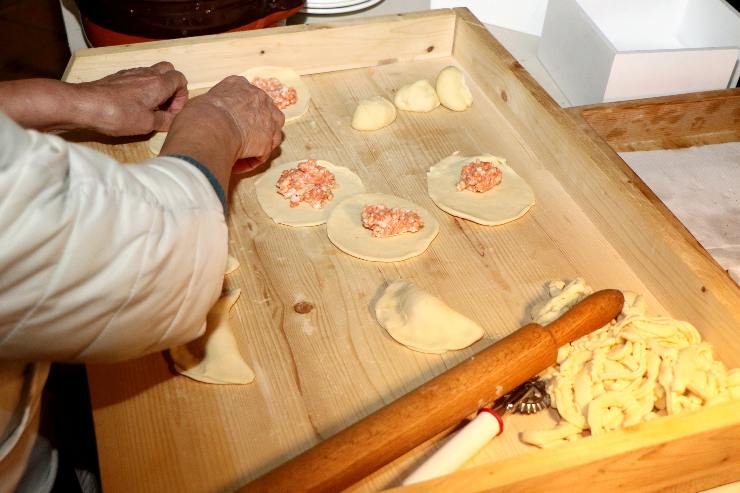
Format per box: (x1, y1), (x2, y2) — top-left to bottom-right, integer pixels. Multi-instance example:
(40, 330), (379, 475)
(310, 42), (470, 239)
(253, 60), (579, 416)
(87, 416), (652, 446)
(387, 400), (740, 492)
(568, 89), (740, 152)
(67, 9), (458, 59)
(62, 9), (459, 84)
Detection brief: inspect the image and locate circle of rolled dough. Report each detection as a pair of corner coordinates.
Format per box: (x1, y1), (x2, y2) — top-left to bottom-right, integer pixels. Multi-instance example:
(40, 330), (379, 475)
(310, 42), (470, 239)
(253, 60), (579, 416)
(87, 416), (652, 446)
(427, 154), (535, 225)
(327, 192), (440, 262)
(241, 66), (310, 123)
(255, 159), (365, 227)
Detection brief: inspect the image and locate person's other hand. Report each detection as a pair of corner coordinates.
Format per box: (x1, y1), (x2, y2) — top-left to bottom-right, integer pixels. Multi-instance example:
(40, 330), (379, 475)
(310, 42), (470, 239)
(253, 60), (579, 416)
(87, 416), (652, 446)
(78, 61), (188, 136)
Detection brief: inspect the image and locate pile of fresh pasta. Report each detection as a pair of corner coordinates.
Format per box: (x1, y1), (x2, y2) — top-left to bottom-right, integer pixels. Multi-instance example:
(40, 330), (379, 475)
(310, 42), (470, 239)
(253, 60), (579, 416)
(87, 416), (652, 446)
(521, 278), (740, 447)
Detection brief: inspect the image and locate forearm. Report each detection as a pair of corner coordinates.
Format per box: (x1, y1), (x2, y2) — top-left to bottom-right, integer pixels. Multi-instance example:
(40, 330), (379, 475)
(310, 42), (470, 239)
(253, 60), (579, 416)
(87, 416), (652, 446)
(0, 79), (96, 132)
(160, 100), (241, 192)
(0, 116), (228, 362)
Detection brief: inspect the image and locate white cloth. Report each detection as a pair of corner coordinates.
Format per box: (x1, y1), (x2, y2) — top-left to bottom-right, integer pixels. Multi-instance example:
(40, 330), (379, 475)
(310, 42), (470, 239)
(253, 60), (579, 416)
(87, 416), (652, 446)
(619, 143), (740, 284)
(0, 111), (228, 492)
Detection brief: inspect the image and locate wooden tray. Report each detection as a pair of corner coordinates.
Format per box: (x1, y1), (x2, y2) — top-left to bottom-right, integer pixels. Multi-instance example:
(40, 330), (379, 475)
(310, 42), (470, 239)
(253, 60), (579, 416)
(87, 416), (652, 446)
(63, 9), (740, 493)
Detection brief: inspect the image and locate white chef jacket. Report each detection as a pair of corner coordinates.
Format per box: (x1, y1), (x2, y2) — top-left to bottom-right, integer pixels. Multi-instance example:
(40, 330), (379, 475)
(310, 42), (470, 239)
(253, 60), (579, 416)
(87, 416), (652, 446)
(0, 111), (228, 492)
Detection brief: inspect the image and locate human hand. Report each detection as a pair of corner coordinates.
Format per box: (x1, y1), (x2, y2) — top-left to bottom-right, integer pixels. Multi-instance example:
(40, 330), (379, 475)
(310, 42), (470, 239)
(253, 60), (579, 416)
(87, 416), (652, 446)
(77, 61), (188, 136)
(191, 76), (285, 172)
(160, 75), (285, 189)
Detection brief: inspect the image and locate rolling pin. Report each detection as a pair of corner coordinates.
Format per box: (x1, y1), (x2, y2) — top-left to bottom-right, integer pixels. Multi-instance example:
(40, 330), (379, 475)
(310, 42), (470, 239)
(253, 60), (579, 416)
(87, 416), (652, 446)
(240, 289), (624, 493)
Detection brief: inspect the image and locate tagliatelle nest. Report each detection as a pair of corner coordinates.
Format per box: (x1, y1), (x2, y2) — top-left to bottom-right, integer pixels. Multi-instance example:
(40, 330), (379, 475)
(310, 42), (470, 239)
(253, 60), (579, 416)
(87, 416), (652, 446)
(521, 278), (740, 447)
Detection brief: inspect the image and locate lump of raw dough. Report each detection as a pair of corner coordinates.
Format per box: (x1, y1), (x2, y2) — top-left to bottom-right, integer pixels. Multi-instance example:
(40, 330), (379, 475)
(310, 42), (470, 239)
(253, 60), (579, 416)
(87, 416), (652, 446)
(394, 79), (440, 112)
(435, 66), (473, 111)
(169, 288), (255, 385)
(351, 96), (397, 131)
(375, 280), (484, 353)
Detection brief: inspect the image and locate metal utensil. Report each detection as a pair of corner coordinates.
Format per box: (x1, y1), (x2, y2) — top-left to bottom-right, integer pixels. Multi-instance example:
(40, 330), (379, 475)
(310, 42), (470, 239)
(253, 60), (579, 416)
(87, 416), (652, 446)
(403, 377), (551, 485)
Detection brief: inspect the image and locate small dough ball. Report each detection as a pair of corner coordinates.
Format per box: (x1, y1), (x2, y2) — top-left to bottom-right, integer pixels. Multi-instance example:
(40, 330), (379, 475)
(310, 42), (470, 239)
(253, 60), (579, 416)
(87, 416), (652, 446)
(393, 79), (440, 112)
(436, 66), (473, 111)
(352, 96), (397, 131)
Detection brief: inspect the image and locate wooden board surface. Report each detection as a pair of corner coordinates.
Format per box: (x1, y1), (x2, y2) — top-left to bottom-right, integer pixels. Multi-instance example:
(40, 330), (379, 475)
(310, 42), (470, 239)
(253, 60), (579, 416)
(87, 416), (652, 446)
(64, 9), (740, 493)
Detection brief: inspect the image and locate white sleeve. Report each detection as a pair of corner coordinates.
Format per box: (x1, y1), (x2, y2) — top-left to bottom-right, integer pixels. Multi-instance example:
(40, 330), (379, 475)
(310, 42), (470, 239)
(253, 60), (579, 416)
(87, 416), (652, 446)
(0, 112), (228, 362)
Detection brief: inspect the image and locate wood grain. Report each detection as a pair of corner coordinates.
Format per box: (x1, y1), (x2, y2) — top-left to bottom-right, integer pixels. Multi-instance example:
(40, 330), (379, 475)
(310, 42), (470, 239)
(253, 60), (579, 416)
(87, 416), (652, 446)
(63, 8), (740, 493)
(242, 290), (624, 493)
(567, 89), (740, 152)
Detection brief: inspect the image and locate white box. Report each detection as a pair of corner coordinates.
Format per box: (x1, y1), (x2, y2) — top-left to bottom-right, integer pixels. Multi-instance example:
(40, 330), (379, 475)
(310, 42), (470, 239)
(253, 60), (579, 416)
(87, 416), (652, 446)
(430, 0), (549, 36)
(537, 0), (740, 106)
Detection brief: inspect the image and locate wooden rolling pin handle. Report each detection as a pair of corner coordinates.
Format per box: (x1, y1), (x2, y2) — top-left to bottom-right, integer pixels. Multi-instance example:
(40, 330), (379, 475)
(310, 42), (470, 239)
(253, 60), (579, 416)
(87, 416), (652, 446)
(240, 289), (624, 493)
(545, 288), (625, 346)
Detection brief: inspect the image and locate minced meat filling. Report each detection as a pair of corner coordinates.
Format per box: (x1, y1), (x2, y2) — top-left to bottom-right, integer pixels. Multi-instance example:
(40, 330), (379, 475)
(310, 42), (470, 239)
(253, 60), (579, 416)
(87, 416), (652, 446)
(276, 160), (337, 208)
(252, 76), (298, 110)
(456, 160), (503, 193)
(361, 204), (424, 238)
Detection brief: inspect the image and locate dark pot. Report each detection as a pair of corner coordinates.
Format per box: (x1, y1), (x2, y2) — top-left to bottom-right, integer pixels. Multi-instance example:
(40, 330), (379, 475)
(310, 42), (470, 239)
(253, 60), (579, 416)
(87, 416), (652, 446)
(75, 0), (305, 46)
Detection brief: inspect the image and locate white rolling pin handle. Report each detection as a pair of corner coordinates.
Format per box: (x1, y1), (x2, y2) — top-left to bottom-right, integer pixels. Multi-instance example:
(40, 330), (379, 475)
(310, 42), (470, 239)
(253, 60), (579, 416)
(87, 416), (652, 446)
(402, 408), (503, 486)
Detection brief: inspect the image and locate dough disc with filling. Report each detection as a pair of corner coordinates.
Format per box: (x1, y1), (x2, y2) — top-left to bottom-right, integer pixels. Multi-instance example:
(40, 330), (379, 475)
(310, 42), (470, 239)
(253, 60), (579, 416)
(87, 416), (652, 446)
(327, 193), (439, 262)
(255, 159), (365, 227)
(374, 280), (484, 353)
(427, 154), (535, 225)
(241, 66), (310, 123)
